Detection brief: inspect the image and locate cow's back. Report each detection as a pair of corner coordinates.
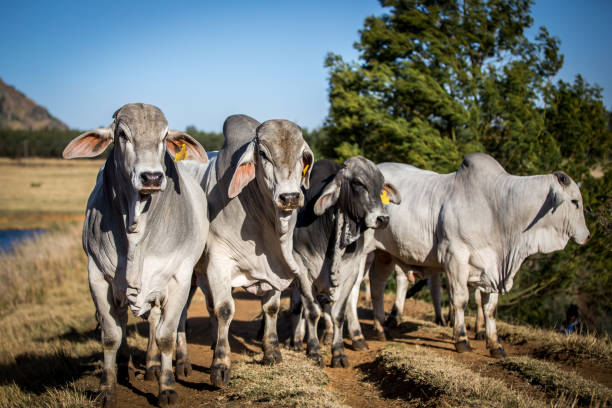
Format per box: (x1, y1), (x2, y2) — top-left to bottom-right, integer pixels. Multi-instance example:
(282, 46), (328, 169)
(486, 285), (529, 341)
(375, 162), (452, 267)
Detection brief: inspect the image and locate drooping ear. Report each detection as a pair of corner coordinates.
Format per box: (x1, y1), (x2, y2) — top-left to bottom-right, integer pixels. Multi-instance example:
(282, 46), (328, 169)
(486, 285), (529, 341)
(550, 179), (566, 213)
(166, 130), (208, 163)
(228, 141), (256, 198)
(314, 173), (342, 216)
(382, 182), (401, 205)
(301, 145), (314, 189)
(62, 128), (113, 159)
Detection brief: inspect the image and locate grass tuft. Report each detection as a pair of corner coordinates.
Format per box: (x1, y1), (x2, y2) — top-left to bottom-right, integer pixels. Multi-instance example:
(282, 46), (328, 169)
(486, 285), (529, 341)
(377, 343), (545, 408)
(224, 350), (348, 407)
(499, 356), (611, 407)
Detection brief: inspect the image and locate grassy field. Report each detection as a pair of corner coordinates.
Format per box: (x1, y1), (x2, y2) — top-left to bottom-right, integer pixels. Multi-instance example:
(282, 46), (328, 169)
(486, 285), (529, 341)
(0, 158), (102, 229)
(0, 158), (610, 407)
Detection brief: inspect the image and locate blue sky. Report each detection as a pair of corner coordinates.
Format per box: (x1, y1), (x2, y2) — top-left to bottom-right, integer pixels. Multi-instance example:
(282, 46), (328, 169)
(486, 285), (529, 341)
(1, 1), (610, 132)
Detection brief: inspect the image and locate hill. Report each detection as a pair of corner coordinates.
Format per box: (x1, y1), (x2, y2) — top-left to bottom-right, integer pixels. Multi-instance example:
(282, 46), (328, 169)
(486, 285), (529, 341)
(0, 78), (68, 131)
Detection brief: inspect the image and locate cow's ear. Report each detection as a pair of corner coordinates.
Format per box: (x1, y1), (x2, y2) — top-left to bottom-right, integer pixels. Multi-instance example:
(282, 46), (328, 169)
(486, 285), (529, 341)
(301, 145), (314, 189)
(382, 182), (401, 205)
(62, 128), (113, 159)
(314, 174), (342, 215)
(228, 141), (256, 198)
(551, 178), (566, 213)
(166, 130), (208, 163)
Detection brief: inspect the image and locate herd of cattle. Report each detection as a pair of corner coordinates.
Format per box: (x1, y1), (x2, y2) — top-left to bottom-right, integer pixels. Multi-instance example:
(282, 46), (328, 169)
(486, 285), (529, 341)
(62, 103), (590, 408)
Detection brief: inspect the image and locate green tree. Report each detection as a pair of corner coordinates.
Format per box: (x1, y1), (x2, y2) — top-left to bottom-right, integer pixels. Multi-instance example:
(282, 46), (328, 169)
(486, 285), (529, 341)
(323, 0), (563, 173)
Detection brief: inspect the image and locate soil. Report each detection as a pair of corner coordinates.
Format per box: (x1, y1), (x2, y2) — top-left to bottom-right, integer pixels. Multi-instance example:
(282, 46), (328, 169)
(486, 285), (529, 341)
(102, 290), (611, 407)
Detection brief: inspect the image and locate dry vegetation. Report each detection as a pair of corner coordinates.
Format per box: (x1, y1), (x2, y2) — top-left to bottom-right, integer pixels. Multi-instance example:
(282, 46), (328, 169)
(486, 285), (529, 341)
(225, 350), (347, 408)
(499, 356), (611, 407)
(376, 343), (545, 408)
(0, 158), (101, 229)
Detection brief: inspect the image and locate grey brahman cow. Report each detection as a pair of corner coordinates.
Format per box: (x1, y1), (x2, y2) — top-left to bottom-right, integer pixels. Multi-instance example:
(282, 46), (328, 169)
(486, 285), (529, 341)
(345, 153), (589, 358)
(285, 157), (400, 367)
(193, 114), (313, 387)
(63, 103), (208, 408)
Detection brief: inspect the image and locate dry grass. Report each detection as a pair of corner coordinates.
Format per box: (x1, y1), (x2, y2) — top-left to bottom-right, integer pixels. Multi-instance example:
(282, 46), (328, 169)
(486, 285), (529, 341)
(224, 350), (347, 408)
(499, 356), (612, 407)
(0, 158), (101, 229)
(493, 320), (612, 366)
(377, 343), (545, 408)
(0, 224), (84, 313)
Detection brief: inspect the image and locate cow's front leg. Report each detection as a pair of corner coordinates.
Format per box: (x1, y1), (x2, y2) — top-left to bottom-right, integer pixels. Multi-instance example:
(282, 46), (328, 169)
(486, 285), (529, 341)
(155, 276), (191, 408)
(261, 290), (282, 364)
(429, 273), (446, 326)
(370, 252), (395, 341)
(480, 291), (506, 358)
(445, 259), (471, 353)
(346, 255), (368, 351)
(145, 307), (161, 381)
(90, 267), (124, 408)
(287, 284), (306, 350)
(474, 289), (486, 340)
(175, 284), (197, 380)
(296, 274), (323, 366)
(330, 299), (349, 368)
(386, 266), (409, 328)
(207, 262), (234, 388)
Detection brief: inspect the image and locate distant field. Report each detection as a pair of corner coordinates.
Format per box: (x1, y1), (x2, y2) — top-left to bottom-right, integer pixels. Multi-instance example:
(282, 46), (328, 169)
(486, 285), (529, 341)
(0, 158), (102, 229)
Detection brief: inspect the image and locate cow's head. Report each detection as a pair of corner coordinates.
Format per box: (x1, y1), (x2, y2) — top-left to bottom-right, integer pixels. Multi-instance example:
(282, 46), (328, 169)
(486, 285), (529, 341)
(314, 156), (400, 246)
(229, 119), (313, 212)
(63, 103), (207, 195)
(549, 171), (590, 245)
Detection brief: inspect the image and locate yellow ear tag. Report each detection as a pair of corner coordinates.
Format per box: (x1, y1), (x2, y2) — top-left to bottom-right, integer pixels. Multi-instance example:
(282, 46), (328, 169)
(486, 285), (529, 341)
(302, 163), (310, 177)
(174, 143), (188, 162)
(381, 189), (390, 205)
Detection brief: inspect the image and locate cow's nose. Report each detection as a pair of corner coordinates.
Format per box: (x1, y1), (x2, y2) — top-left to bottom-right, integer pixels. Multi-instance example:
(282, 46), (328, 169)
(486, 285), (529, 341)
(376, 215), (389, 228)
(279, 192), (300, 206)
(140, 172), (164, 187)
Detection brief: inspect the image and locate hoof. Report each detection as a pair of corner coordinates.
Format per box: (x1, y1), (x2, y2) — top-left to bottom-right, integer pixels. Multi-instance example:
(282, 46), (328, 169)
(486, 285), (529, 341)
(475, 331), (486, 340)
(158, 389), (178, 408)
(434, 317), (446, 326)
(308, 353), (324, 368)
(321, 332), (333, 345)
(375, 331), (387, 342)
(489, 347), (507, 359)
(351, 339), (369, 351)
(455, 340), (472, 353)
(210, 364), (231, 388)
(331, 354), (349, 368)
(291, 342), (303, 352)
(262, 349), (282, 365)
(144, 365), (160, 381)
(175, 360), (192, 380)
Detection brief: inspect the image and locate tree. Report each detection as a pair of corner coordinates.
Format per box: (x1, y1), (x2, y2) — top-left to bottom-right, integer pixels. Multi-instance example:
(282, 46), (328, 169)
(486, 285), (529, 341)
(323, 0), (563, 174)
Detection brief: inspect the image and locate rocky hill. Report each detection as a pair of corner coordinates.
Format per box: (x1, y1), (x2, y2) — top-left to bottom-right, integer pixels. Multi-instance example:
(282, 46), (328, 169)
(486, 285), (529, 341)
(0, 78), (68, 130)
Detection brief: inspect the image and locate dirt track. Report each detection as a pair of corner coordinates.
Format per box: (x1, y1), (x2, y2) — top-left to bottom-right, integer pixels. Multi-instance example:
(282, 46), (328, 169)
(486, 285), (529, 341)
(108, 290), (612, 407)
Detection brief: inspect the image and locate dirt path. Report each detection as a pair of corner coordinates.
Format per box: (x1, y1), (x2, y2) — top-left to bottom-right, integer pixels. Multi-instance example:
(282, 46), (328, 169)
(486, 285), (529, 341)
(104, 291), (611, 407)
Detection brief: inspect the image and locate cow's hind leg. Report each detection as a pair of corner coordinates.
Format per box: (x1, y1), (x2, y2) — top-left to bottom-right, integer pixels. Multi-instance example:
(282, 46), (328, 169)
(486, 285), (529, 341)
(481, 291), (506, 358)
(474, 289), (486, 340)
(429, 273), (446, 326)
(176, 284), (197, 380)
(445, 258), (472, 353)
(287, 284), (306, 350)
(321, 304), (334, 345)
(261, 290), (282, 364)
(386, 265), (409, 328)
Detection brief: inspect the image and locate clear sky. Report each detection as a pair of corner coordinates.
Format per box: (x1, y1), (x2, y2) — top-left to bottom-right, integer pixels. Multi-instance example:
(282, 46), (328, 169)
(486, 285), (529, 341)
(1, 0), (610, 132)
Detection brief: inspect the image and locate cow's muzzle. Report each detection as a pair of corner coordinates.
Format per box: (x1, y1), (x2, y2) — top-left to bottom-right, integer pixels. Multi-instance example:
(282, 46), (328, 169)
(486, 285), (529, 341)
(277, 192), (302, 211)
(139, 171), (164, 194)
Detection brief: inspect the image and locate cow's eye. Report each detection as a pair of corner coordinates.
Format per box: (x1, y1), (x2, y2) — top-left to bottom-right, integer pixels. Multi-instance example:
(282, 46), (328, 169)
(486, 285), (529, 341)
(352, 180), (365, 189)
(571, 199), (579, 209)
(118, 129), (128, 140)
(259, 150), (269, 162)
